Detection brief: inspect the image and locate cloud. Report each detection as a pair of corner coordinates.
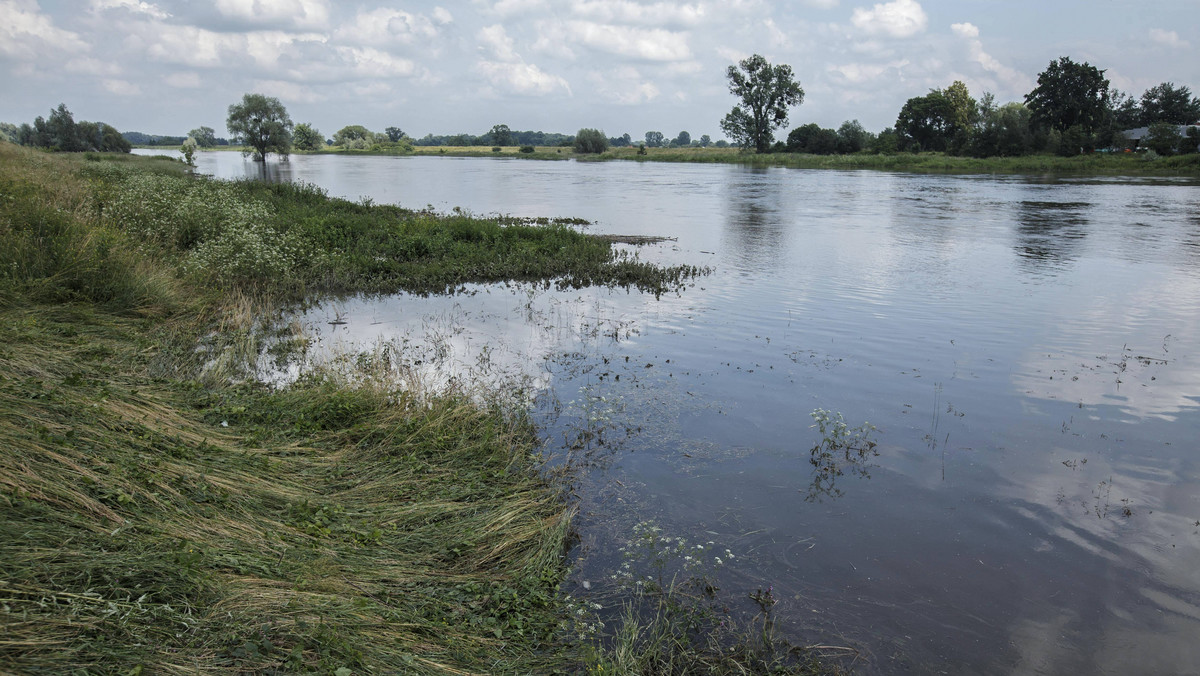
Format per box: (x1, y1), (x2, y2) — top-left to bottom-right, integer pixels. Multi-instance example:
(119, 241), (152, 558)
(432, 6), (453, 24)
(102, 78), (141, 96)
(850, 0), (927, 38)
(334, 46), (417, 78)
(950, 22), (1032, 96)
(587, 66), (661, 105)
(91, 0), (168, 19)
(335, 8), (441, 47)
(478, 23), (519, 61)
(561, 20), (692, 61)
(144, 25), (323, 70)
(252, 79), (327, 104)
(477, 60), (570, 96)
(800, 0), (839, 7)
(1148, 29), (1189, 49)
(488, 0), (547, 17)
(571, 1), (706, 27)
(65, 56), (121, 76)
(763, 18), (788, 48)
(0, 0), (87, 58)
(213, 0), (329, 30)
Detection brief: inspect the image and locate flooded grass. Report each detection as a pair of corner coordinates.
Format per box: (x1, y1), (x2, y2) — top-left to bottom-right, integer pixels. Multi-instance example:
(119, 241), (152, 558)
(1, 144), (834, 674)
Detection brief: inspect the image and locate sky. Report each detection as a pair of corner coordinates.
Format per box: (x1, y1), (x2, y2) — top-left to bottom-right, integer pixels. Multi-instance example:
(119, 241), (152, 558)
(2, 0), (1197, 140)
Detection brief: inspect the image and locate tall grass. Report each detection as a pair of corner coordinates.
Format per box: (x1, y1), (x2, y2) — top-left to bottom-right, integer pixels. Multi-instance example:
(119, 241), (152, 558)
(0, 144), (586, 673)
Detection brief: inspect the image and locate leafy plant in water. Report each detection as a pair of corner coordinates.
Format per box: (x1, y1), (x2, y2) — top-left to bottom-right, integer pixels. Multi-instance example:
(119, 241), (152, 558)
(805, 409), (878, 502)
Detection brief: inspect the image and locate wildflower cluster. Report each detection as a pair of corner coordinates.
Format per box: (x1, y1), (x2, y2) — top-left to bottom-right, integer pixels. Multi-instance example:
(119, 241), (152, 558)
(98, 173), (303, 283)
(614, 521), (733, 595)
(560, 593), (606, 642)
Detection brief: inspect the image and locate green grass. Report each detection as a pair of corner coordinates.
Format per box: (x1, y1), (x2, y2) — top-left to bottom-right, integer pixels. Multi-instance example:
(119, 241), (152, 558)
(0, 143), (838, 675)
(0, 142), (587, 674)
(588, 146), (1200, 176)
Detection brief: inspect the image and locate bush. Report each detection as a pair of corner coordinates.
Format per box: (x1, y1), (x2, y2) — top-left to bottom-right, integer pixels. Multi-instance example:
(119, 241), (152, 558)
(519, 145), (534, 154)
(1146, 122), (1182, 156)
(492, 146), (502, 153)
(574, 128), (608, 154)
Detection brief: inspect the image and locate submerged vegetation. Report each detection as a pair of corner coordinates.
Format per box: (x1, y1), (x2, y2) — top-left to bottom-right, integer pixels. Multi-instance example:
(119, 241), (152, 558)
(0, 143), (722, 673)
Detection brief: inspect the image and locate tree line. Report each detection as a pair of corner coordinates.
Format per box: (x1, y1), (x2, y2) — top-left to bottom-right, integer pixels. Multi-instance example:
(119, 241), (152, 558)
(2, 104), (131, 153)
(721, 54), (1200, 158)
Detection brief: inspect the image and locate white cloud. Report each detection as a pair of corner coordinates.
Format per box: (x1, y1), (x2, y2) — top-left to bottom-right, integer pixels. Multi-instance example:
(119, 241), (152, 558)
(763, 18), (788, 48)
(950, 22), (978, 39)
(478, 24), (519, 61)
(91, 0), (168, 19)
(252, 78), (327, 103)
(65, 56), (121, 76)
(1148, 28), (1189, 49)
(102, 78), (141, 95)
(488, 0), (547, 17)
(334, 46), (417, 78)
(715, 46), (749, 64)
(213, 0), (330, 30)
(572, 1), (706, 27)
(800, 0), (839, 7)
(477, 60), (571, 96)
(432, 6), (454, 24)
(144, 26), (323, 70)
(562, 20), (692, 61)
(335, 8), (440, 47)
(0, 0), (87, 58)
(951, 21), (1032, 96)
(587, 66), (660, 105)
(850, 0), (927, 38)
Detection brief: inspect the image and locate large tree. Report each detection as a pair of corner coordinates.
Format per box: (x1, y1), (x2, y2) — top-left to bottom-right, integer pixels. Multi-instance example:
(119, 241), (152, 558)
(226, 93), (293, 161)
(1139, 83), (1200, 125)
(1024, 57), (1110, 134)
(720, 54), (804, 153)
(895, 90), (956, 152)
(489, 124), (513, 146)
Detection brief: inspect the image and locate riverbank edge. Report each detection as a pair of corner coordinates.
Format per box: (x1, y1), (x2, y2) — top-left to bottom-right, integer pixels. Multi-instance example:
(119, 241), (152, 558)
(134, 144), (1200, 177)
(0, 145), (583, 673)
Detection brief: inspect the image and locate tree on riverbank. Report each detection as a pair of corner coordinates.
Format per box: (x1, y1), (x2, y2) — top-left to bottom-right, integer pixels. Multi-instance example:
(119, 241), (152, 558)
(720, 54), (804, 153)
(226, 93), (293, 161)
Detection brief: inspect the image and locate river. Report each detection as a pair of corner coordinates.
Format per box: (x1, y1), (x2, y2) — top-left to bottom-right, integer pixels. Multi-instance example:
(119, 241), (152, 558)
(143, 148), (1200, 675)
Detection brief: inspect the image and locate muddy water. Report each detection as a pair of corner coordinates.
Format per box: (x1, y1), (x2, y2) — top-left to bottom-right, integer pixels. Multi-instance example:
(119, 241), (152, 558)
(174, 150), (1200, 675)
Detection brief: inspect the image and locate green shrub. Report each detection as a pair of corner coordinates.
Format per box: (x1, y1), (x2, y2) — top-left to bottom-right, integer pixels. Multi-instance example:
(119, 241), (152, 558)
(519, 145), (534, 154)
(574, 128), (608, 154)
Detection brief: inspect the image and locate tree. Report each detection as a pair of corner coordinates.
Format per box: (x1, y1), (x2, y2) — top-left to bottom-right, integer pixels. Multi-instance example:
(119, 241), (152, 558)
(719, 54), (804, 153)
(673, 131), (691, 148)
(333, 125), (375, 149)
(226, 93), (293, 161)
(836, 120), (869, 154)
(1139, 83), (1200, 125)
(645, 131), (664, 147)
(574, 128), (609, 154)
(43, 104), (84, 152)
(895, 90), (955, 151)
(1145, 122), (1182, 155)
(293, 123), (323, 151)
(385, 126), (406, 142)
(786, 123), (836, 154)
(188, 126), (217, 148)
(1024, 57), (1110, 135)
(181, 137), (197, 166)
(489, 124), (512, 146)
(698, 134), (711, 147)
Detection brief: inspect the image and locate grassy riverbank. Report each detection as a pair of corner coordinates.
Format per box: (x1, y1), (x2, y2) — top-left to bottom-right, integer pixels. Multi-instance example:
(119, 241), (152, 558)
(0, 143), (709, 674)
(592, 146), (1200, 176)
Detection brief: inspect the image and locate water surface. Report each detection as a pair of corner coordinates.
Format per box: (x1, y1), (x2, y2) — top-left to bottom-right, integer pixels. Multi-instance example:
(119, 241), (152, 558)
(164, 149), (1200, 675)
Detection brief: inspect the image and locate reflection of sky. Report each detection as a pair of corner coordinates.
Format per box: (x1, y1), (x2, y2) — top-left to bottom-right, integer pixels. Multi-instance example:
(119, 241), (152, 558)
(212, 154), (1200, 675)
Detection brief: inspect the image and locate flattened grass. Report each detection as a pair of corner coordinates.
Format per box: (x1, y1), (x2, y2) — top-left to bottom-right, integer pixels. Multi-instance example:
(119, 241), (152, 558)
(0, 145), (606, 673)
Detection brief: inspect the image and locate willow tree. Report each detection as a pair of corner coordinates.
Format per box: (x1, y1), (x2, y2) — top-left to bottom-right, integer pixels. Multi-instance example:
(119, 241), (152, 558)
(226, 93), (293, 161)
(719, 54), (804, 153)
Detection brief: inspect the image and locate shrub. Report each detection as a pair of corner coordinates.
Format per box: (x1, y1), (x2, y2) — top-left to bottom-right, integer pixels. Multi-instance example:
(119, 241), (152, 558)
(492, 146), (502, 153)
(574, 128), (608, 154)
(519, 145), (534, 154)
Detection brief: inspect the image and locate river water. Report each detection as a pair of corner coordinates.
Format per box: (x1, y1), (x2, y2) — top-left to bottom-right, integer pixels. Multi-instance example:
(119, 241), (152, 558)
(150, 149), (1200, 675)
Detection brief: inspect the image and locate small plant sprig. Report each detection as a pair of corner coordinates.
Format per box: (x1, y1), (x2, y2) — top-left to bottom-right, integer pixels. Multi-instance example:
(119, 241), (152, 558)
(806, 409), (879, 502)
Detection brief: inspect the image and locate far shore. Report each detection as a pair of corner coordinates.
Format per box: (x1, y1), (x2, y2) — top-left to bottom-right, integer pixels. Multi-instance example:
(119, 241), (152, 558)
(131, 143), (1200, 177)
